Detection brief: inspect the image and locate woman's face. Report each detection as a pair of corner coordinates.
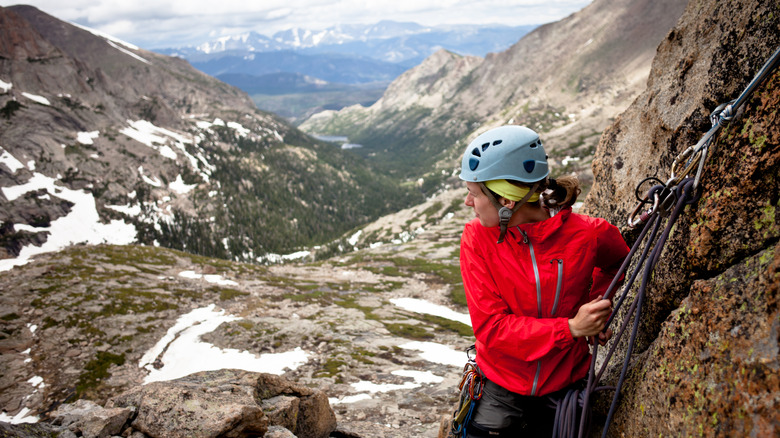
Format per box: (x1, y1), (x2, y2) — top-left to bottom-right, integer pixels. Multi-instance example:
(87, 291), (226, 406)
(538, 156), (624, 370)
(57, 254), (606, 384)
(465, 181), (500, 227)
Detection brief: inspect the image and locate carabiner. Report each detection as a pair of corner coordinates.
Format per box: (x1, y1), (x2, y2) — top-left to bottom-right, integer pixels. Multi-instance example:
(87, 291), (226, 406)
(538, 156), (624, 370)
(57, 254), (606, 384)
(628, 191), (660, 228)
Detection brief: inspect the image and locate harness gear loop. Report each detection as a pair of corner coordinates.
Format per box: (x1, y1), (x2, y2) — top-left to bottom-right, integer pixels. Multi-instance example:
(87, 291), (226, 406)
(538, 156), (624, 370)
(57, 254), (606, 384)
(451, 345), (484, 437)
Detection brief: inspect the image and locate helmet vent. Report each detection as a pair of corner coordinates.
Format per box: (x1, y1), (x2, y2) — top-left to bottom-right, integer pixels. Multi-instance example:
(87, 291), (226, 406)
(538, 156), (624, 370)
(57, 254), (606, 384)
(481, 142), (490, 152)
(469, 157), (480, 171)
(492, 140), (503, 146)
(471, 147), (481, 157)
(530, 140), (541, 149)
(523, 160), (536, 173)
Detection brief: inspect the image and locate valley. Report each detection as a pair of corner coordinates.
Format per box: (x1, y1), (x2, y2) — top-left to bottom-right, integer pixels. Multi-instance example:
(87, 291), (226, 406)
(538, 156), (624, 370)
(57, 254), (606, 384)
(1, 0), (778, 436)
(1, 188), (473, 437)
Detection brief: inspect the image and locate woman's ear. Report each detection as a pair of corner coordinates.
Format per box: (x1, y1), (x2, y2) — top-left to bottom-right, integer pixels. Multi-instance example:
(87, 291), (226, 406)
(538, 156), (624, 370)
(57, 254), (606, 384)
(499, 197), (516, 209)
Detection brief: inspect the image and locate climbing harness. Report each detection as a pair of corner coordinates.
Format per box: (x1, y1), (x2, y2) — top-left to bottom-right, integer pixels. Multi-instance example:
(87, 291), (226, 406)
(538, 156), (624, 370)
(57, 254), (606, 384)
(554, 46), (780, 438)
(450, 345), (484, 437)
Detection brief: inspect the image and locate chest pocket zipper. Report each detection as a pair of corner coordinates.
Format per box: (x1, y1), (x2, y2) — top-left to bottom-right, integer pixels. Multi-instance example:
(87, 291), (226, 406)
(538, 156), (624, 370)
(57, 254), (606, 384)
(550, 259), (563, 316)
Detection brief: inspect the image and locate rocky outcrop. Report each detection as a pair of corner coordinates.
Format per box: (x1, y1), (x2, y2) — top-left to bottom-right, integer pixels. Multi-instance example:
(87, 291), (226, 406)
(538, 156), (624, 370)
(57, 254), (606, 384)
(583, 0), (779, 435)
(2, 370), (336, 438)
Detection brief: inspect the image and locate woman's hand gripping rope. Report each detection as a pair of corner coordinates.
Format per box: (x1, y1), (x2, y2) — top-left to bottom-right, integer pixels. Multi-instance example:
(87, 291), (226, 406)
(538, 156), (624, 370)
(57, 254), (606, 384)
(569, 295), (613, 345)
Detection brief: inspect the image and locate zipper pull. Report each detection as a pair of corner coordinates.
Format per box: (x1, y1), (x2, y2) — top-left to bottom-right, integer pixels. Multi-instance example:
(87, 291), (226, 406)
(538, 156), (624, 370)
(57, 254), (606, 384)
(518, 228), (529, 244)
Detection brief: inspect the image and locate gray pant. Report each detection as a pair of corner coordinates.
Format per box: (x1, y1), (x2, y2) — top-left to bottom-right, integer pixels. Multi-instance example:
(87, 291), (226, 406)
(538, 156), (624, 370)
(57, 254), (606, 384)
(466, 380), (559, 437)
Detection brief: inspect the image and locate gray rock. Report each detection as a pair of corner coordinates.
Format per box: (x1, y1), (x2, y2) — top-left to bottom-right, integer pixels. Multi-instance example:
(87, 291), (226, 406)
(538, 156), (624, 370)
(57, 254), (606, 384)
(51, 399), (104, 427)
(108, 369), (335, 438)
(261, 396), (300, 432)
(254, 373), (336, 438)
(51, 399), (132, 438)
(110, 371), (268, 438)
(0, 420), (67, 437)
(263, 425), (297, 438)
(80, 407), (133, 438)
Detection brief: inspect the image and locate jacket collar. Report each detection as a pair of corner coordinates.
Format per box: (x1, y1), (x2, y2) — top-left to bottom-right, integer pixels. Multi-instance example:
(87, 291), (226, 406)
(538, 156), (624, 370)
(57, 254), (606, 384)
(509, 207), (572, 243)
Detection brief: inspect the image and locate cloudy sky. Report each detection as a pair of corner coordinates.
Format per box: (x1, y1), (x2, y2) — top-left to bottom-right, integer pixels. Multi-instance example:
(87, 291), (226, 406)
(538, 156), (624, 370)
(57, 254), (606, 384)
(0, 0), (592, 49)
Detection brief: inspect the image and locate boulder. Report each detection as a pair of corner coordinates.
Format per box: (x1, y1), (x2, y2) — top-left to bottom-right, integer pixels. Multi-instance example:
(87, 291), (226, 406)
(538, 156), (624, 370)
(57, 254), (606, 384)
(108, 369), (335, 438)
(254, 373), (337, 438)
(51, 399), (132, 438)
(0, 421), (70, 438)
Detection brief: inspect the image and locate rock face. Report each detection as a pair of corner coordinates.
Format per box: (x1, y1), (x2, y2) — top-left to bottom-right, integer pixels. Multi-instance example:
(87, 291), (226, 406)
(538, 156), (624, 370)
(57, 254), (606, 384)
(583, 0), (779, 435)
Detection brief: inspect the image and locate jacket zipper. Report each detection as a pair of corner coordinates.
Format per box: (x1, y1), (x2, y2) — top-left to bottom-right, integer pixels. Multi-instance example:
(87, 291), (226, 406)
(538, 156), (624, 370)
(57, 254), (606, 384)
(550, 259), (563, 316)
(518, 228), (542, 396)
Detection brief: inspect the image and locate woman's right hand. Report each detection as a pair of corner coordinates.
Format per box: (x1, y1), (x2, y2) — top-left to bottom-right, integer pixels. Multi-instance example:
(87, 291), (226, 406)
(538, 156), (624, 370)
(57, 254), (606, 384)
(568, 295), (612, 339)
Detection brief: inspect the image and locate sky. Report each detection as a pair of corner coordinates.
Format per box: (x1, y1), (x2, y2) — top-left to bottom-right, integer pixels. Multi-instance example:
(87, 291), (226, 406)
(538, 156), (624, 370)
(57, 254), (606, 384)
(0, 0), (592, 49)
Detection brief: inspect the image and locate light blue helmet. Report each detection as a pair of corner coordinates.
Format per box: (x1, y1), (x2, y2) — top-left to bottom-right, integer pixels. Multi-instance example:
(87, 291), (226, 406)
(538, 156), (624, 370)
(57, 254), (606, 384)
(459, 125), (549, 183)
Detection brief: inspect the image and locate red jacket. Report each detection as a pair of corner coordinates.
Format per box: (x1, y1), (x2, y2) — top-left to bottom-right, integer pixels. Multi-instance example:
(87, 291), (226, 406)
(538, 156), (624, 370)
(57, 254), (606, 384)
(460, 207), (629, 396)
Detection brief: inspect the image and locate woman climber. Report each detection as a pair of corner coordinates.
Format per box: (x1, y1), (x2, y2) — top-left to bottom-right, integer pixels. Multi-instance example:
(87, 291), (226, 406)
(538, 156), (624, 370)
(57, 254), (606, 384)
(456, 125), (630, 437)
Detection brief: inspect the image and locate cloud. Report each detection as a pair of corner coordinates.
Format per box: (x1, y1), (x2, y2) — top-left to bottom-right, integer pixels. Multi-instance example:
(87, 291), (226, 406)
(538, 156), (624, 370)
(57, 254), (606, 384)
(0, 0), (592, 49)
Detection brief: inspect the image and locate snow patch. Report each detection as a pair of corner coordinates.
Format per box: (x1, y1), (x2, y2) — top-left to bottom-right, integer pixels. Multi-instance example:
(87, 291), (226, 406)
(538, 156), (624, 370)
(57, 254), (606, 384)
(0, 173), (136, 272)
(390, 298), (471, 326)
(106, 203), (142, 217)
(226, 121), (250, 137)
(21, 92), (50, 106)
(77, 131), (99, 145)
(169, 175), (197, 194)
(105, 40), (151, 64)
(257, 250), (311, 264)
(0, 78), (11, 93)
(123, 120), (213, 182)
(561, 156), (581, 166)
(140, 305), (309, 384)
(347, 230), (362, 246)
(70, 21), (141, 50)
(138, 166), (162, 187)
(0, 147), (25, 173)
(178, 270), (238, 286)
(329, 369), (444, 405)
(399, 341), (465, 367)
(0, 407), (38, 424)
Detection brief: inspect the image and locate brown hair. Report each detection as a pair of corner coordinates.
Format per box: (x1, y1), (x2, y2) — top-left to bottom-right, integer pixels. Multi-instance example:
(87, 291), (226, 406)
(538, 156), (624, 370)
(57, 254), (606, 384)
(504, 175), (581, 209)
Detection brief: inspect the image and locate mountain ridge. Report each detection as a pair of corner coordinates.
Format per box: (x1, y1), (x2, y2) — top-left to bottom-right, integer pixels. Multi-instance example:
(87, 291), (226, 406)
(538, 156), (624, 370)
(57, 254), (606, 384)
(300, 0), (688, 190)
(0, 5), (421, 268)
(162, 21), (536, 66)
(1, 0), (779, 436)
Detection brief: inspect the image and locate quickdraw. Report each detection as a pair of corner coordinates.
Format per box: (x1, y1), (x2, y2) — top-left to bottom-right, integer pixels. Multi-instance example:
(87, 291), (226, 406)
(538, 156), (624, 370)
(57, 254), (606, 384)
(629, 46), (780, 228)
(450, 345), (484, 437)
(555, 46), (780, 438)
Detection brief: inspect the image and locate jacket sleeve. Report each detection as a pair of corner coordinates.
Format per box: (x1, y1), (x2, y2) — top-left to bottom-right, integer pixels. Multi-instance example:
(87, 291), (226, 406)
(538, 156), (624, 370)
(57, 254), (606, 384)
(460, 222), (576, 362)
(590, 219), (630, 300)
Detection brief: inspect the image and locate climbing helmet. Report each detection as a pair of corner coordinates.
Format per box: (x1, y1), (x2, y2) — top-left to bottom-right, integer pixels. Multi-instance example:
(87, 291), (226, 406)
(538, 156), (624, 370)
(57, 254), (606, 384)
(459, 125), (549, 184)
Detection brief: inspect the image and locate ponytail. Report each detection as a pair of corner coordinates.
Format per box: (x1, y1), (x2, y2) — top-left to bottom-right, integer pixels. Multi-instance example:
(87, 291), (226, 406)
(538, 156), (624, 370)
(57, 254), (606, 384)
(502, 175), (581, 209)
(541, 175), (581, 209)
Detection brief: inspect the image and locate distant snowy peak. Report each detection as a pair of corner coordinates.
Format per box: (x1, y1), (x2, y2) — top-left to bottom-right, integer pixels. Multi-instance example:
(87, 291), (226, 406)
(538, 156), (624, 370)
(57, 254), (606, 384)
(196, 31), (282, 54)
(189, 21), (481, 54)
